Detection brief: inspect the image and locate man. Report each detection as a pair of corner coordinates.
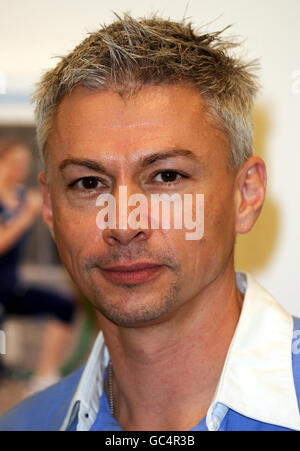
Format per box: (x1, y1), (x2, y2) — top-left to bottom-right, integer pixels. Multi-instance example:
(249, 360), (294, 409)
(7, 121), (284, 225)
(0, 13), (299, 431)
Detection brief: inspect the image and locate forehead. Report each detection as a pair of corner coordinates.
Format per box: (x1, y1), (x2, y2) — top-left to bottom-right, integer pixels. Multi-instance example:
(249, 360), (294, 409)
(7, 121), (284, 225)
(48, 84), (229, 164)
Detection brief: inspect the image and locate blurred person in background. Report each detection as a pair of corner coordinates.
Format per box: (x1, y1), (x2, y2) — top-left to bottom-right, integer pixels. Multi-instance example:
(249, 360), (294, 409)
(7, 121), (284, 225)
(0, 136), (76, 393)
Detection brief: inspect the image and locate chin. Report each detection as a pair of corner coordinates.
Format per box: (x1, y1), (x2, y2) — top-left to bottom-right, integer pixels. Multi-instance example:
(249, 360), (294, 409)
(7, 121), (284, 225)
(94, 289), (180, 328)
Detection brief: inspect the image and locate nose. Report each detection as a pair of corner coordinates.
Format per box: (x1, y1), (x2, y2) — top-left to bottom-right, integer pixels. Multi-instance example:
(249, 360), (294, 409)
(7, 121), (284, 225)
(102, 227), (150, 247)
(101, 184), (152, 247)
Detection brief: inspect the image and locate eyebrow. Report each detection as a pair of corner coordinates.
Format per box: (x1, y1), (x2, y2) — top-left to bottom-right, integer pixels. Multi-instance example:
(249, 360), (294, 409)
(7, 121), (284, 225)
(58, 149), (201, 174)
(59, 158), (110, 175)
(139, 149), (200, 167)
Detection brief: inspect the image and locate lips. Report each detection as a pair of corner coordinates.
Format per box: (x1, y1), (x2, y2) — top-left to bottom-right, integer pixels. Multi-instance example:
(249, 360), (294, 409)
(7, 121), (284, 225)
(100, 262), (164, 284)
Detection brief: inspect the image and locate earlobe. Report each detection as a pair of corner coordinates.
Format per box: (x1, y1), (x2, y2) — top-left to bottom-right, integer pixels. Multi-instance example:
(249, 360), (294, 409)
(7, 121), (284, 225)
(235, 157), (267, 234)
(38, 171), (54, 239)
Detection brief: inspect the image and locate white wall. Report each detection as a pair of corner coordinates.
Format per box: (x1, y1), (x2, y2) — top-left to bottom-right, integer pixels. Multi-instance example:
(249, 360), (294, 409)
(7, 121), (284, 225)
(1, 0), (300, 315)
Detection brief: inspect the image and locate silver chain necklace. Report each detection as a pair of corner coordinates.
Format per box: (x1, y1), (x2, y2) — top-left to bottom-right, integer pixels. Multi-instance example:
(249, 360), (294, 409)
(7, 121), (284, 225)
(107, 360), (114, 415)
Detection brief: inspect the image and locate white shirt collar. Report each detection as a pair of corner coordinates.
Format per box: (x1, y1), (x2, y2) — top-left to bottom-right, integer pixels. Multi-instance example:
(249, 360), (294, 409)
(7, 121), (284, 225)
(61, 271), (300, 431)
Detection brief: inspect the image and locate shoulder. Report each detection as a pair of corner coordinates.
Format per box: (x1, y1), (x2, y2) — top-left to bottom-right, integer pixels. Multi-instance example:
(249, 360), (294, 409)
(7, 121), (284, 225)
(0, 365), (85, 431)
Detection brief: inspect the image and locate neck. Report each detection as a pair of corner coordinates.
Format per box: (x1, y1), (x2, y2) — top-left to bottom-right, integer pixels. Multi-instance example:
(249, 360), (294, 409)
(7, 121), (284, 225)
(98, 263), (242, 431)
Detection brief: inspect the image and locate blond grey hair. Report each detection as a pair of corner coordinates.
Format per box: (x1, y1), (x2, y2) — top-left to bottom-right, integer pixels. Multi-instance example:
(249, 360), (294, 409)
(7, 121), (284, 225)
(33, 13), (259, 168)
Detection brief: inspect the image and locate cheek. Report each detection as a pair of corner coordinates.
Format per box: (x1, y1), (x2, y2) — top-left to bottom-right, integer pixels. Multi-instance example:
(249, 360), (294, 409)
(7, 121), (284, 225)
(51, 201), (104, 270)
(204, 188), (236, 258)
(179, 188), (236, 272)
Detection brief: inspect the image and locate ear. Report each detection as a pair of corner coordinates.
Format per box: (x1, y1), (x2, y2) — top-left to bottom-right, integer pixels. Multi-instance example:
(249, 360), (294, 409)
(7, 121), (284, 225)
(38, 171), (54, 239)
(235, 156), (267, 234)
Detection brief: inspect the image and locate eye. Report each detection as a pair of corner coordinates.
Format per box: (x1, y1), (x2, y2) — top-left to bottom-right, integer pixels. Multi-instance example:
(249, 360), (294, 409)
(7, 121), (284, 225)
(70, 176), (105, 190)
(153, 170), (187, 184)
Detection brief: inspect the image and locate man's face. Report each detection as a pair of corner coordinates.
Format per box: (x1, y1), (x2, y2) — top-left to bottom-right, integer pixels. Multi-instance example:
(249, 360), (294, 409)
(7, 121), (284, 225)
(42, 84), (238, 326)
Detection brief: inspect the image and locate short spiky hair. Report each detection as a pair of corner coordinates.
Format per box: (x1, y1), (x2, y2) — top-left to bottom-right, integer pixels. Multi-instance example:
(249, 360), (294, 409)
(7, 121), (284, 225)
(33, 13), (259, 168)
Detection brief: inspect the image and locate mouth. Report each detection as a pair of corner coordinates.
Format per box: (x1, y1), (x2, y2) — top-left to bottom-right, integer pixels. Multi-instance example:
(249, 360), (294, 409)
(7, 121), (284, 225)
(100, 262), (165, 285)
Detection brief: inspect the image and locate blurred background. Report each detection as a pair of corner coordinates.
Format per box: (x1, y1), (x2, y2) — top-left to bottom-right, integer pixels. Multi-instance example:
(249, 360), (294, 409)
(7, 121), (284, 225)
(0, 0), (299, 413)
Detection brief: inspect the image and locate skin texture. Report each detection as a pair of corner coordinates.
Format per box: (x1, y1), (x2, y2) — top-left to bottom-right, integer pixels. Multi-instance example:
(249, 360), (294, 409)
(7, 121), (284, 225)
(39, 84), (266, 430)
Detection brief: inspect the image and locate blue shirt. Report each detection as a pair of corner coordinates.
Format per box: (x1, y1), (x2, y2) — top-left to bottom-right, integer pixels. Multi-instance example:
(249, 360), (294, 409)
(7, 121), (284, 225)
(88, 380), (209, 431)
(0, 272), (300, 431)
(70, 324), (300, 432)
